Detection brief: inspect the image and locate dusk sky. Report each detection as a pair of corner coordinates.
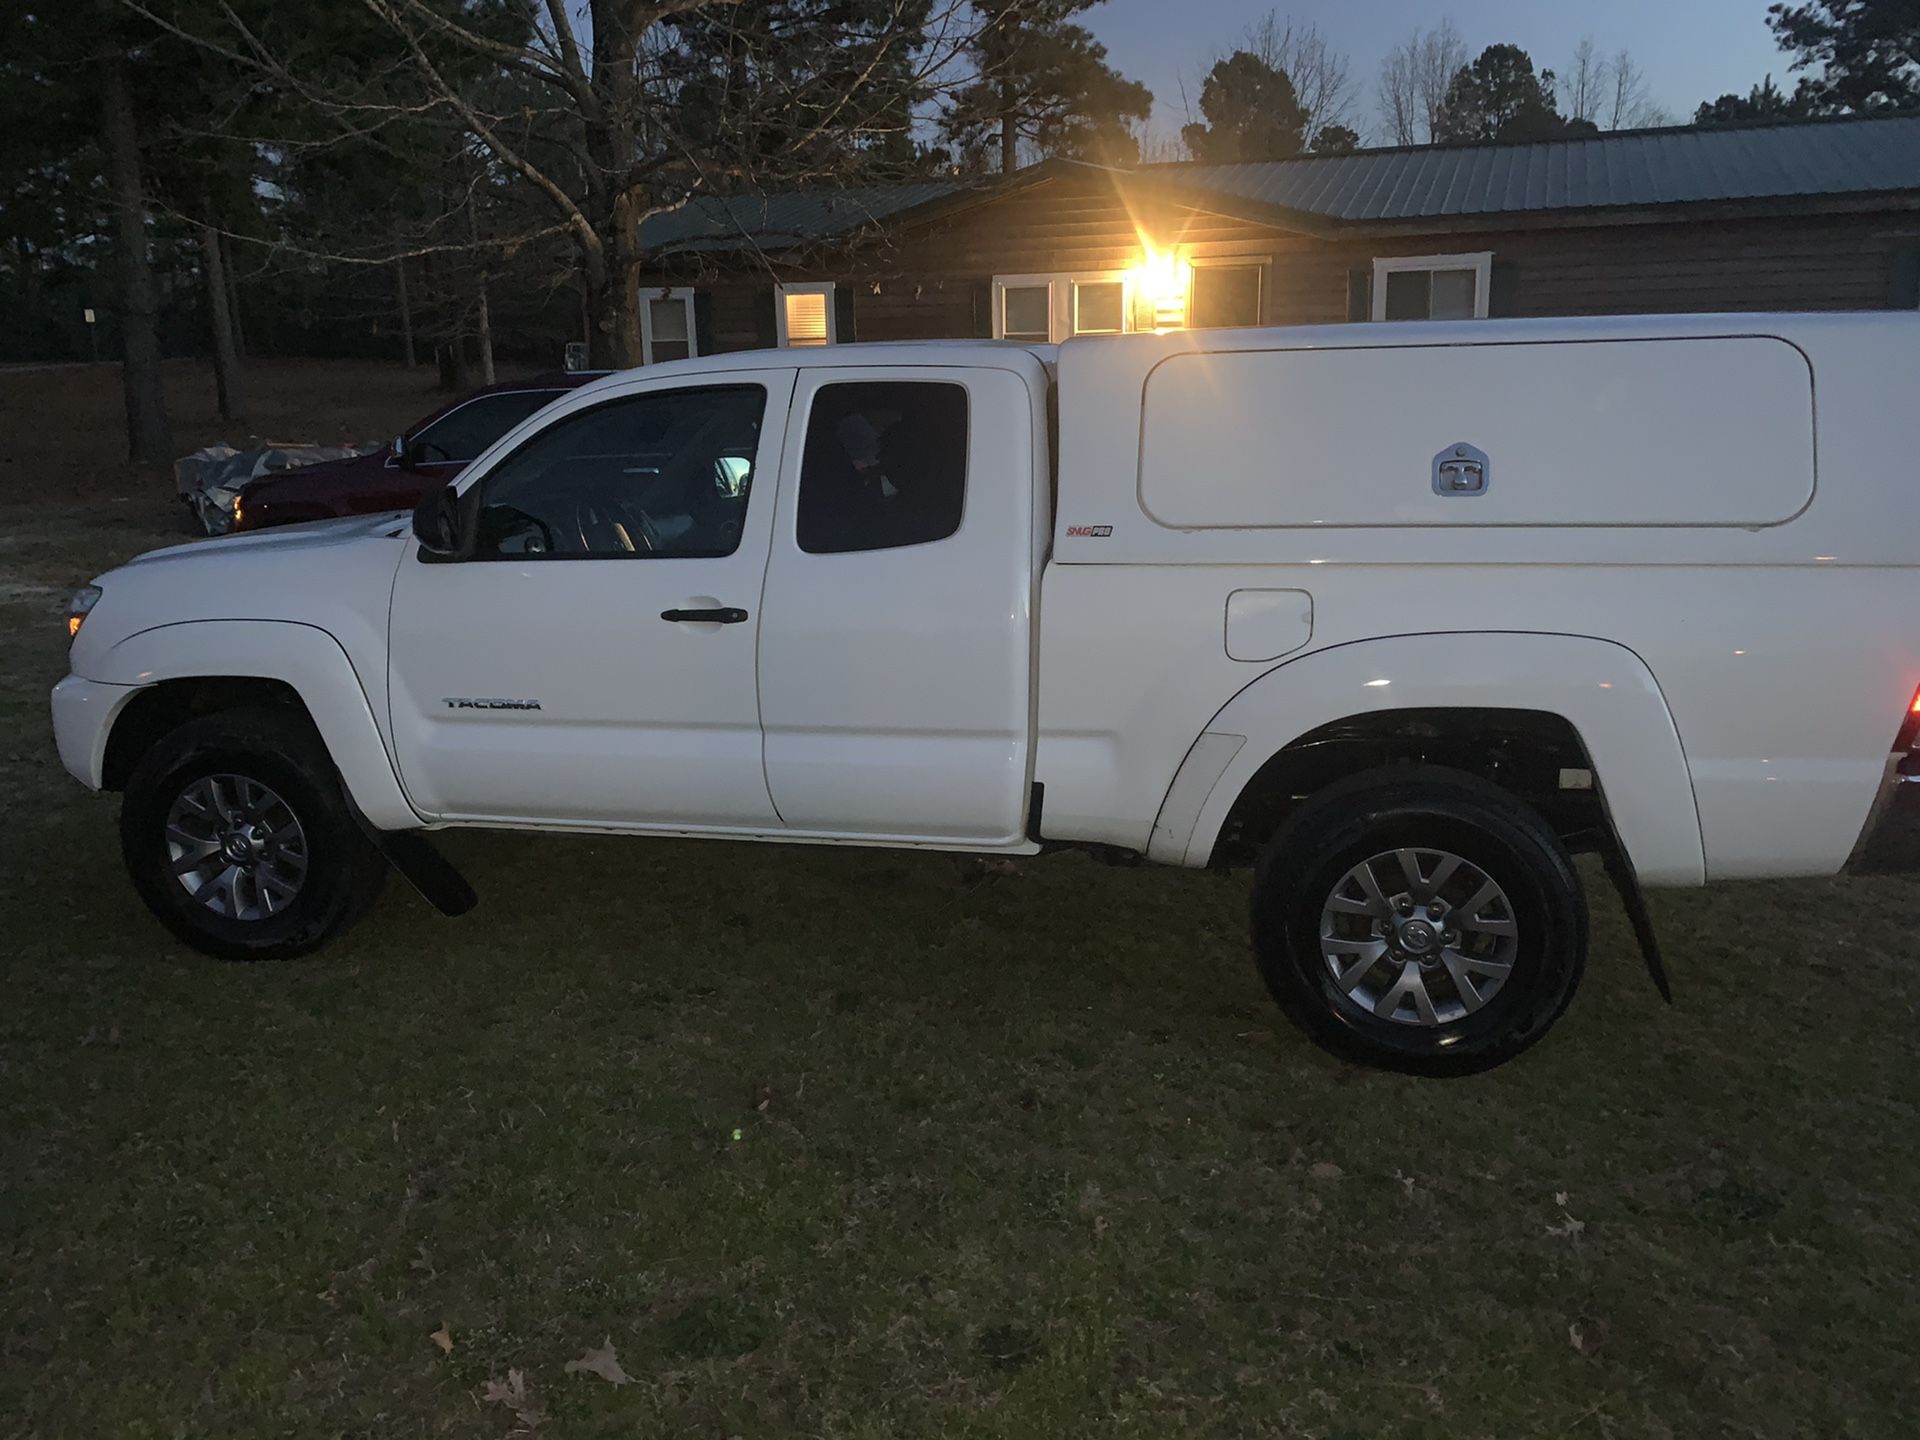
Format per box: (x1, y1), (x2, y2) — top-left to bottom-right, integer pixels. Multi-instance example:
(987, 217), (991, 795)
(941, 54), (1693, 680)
(1085, 0), (1795, 143)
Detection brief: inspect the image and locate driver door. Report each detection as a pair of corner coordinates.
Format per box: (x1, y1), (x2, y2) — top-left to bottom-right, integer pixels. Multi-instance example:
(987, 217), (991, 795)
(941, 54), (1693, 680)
(387, 372), (795, 828)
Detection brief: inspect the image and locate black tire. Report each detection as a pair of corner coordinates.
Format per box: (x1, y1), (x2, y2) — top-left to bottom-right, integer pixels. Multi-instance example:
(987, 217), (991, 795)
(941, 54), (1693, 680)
(1251, 766), (1587, 1077)
(120, 707), (387, 961)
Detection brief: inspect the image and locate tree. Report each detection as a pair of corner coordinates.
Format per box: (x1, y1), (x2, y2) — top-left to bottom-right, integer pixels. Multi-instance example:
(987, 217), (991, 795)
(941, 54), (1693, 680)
(1238, 12), (1354, 140)
(1560, 38), (1670, 131)
(98, 40), (174, 464)
(137, 0), (963, 369)
(1433, 43), (1569, 143)
(1694, 74), (1814, 124)
(1376, 18), (1465, 145)
(1312, 123), (1361, 154)
(942, 1), (1152, 172)
(1180, 52), (1309, 162)
(1768, 0), (1920, 112)
(1561, 36), (1607, 127)
(1603, 48), (1671, 128)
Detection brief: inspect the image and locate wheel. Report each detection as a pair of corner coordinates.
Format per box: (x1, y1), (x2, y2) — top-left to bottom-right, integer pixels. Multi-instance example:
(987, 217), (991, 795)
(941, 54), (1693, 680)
(1250, 766), (1587, 1077)
(120, 708), (387, 961)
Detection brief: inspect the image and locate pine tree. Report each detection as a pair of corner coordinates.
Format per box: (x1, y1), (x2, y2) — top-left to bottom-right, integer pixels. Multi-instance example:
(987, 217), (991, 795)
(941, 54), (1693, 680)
(942, 1), (1153, 172)
(1181, 51), (1310, 163)
(1433, 44), (1570, 143)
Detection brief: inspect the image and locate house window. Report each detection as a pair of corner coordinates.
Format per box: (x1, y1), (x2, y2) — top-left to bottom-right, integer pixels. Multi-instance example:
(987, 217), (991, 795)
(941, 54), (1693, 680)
(776, 283), (836, 346)
(1371, 253), (1492, 321)
(992, 271), (1133, 342)
(1189, 263), (1264, 328)
(1072, 280), (1126, 335)
(640, 287), (697, 364)
(1001, 283), (1052, 342)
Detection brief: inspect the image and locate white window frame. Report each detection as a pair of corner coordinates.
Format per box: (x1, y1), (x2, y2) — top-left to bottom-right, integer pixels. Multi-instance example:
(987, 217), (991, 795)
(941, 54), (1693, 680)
(1370, 251), (1493, 322)
(775, 281), (837, 347)
(639, 286), (699, 364)
(1185, 257), (1267, 329)
(992, 270), (1134, 342)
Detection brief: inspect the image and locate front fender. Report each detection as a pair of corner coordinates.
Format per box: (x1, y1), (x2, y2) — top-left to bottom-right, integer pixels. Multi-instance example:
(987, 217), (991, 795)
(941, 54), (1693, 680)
(86, 619), (422, 831)
(1157, 632), (1705, 886)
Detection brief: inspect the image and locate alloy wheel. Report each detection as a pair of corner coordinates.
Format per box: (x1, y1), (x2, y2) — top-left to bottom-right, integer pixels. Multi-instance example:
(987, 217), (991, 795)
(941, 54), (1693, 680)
(1318, 846), (1519, 1026)
(164, 773), (310, 921)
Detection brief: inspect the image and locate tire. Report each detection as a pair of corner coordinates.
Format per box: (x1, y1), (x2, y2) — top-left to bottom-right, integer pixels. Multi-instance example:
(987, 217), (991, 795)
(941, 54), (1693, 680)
(1250, 766), (1587, 1077)
(120, 707), (387, 961)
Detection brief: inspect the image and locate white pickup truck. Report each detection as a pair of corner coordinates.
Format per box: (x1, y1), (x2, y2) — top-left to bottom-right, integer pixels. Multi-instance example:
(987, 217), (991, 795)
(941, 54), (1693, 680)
(52, 313), (1920, 1074)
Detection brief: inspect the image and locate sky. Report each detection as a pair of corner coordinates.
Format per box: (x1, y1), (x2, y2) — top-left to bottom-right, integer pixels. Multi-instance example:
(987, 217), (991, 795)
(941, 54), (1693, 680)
(1086, 0), (1795, 144)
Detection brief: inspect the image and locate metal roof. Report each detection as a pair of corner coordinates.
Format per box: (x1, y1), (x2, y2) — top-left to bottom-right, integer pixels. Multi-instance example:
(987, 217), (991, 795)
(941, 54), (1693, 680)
(1140, 115), (1920, 224)
(637, 116), (1920, 255)
(638, 181), (965, 253)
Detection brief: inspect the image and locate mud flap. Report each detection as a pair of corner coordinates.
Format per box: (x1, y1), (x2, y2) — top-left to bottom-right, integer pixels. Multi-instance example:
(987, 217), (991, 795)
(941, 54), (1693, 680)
(1601, 841), (1672, 1005)
(351, 806), (478, 918)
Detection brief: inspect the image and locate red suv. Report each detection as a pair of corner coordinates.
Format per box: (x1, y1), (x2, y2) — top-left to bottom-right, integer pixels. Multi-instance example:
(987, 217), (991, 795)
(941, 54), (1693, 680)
(232, 373), (603, 532)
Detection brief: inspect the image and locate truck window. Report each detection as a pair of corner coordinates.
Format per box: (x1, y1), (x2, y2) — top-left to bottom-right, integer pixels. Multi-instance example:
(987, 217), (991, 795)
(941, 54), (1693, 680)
(797, 382), (967, 554)
(469, 385), (766, 559)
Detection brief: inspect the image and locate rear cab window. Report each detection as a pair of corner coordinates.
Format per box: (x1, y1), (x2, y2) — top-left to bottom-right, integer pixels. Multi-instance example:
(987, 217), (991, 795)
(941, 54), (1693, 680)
(796, 382), (968, 553)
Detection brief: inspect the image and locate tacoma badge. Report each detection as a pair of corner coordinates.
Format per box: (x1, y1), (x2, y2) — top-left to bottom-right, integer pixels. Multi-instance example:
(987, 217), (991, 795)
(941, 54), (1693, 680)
(442, 697), (543, 711)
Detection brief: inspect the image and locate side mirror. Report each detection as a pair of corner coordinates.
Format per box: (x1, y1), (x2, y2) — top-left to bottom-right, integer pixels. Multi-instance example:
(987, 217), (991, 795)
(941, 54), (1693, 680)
(389, 434), (413, 468)
(412, 483), (461, 558)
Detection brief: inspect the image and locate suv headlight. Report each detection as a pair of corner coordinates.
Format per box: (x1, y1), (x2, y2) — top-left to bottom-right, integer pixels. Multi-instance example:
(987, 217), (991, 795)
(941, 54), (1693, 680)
(67, 584), (102, 639)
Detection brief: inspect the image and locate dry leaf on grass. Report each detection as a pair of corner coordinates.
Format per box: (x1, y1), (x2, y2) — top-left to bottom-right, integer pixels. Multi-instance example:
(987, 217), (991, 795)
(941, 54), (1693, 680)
(564, 1339), (632, 1386)
(481, 1368), (545, 1427)
(429, 1325), (453, 1354)
(1309, 1162), (1344, 1181)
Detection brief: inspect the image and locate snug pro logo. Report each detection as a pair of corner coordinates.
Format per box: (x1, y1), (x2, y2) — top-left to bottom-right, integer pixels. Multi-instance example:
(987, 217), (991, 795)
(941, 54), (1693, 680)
(1065, 524), (1113, 538)
(443, 697), (543, 711)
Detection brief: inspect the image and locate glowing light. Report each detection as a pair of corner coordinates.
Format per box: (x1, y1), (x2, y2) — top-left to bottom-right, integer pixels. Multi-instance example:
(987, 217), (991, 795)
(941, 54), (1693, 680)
(1132, 243), (1192, 331)
(1364, 678), (1391, 688)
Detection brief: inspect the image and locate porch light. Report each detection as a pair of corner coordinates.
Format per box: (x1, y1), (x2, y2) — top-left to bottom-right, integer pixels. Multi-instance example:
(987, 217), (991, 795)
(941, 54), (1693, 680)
(1134, 245), (1192, 331)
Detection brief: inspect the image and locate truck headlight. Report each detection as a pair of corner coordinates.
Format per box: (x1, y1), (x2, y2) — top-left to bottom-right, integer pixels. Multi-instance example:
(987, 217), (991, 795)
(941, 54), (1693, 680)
(67, 584), (102, 639)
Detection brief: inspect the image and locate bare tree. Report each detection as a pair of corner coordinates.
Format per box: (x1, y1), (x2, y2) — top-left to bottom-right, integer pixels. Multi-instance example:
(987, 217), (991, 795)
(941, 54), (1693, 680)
(132, 0), (974, 368)
(1562, 35), (1605, 125)
(1376, 19), (1465, 145)
(1606, 48), (1671, 129)
(1240, 12), (1354, 140)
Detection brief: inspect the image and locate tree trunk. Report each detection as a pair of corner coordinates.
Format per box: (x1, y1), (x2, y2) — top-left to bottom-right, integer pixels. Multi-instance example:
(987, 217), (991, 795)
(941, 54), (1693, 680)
(582, 210), (644, 370)
(469, 205), (495, 384)
(199, 222), (246, 423)
(223, 234), (247, 359)
(999, 79), (1018, 174)
(99, 47), (173, 466)
(395, 257), (416, 368)
(474, 288), (495, 384)
(446, 325), (475, 391)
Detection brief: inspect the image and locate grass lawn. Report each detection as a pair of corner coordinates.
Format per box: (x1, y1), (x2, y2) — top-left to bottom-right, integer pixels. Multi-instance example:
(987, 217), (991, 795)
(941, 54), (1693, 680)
(3, 360), (1919, 1437)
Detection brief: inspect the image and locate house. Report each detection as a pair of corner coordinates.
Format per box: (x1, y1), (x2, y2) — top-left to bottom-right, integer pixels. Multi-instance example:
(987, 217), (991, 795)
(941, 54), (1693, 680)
(629, 114), (1920, 365)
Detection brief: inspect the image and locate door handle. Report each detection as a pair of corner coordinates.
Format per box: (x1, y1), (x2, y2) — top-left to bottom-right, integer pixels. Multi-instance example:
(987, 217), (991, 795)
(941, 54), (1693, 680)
(661, 606), (749, 624)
